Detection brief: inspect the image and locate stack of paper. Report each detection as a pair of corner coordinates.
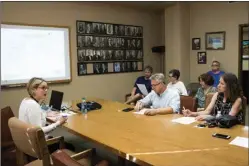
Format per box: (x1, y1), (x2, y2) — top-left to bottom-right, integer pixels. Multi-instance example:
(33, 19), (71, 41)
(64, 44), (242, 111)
(137, 84), (148, 96)
(229, 137), (248, 148)
(171, 117), (196, 125)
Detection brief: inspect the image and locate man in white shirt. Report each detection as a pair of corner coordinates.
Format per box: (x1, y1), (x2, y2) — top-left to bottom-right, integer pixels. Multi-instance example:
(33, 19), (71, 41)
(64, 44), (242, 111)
(167, 69), (188, 96)
(134, 73), (180, 116)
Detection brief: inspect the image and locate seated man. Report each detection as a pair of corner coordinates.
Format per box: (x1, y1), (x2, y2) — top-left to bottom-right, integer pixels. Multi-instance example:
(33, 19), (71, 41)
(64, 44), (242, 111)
(134, 73), (180, 116)
(125, 65), (153, 105)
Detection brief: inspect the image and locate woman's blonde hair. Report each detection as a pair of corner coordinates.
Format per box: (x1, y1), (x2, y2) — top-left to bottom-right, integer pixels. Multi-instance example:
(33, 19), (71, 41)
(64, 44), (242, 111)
(27, 77), (46, 97)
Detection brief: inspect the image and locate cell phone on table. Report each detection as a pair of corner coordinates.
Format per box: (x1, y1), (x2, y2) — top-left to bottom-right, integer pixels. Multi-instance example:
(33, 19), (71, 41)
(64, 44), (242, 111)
(122, 108), (134, 112)
(197, 124), (206, 128)
(212, 133), (231, 140)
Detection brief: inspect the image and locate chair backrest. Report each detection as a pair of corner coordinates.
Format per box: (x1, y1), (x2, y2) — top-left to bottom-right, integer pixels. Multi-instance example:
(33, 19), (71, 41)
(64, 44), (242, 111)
(8, 117), (51, 166)
(1, 106), (15, 148)
(186, 83), (200, 96)
(52, 150), (82, 166)
(205, 93), (215, 109)
(242, 96), (247, 125)
(180, 95), (197, 113)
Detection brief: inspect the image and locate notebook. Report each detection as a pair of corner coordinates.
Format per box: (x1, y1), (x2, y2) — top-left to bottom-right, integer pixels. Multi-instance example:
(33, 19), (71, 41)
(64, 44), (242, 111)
(49, 90), (64, 111)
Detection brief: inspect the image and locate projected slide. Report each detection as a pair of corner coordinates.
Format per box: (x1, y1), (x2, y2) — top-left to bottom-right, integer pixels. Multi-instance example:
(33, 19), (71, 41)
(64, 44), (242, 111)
(1, 24), (71, 86)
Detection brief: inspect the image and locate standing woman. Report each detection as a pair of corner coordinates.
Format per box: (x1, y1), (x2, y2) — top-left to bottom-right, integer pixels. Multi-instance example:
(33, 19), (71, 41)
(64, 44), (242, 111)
(195, 73), (217, 111)
(19, 77), (67, 138)
(183, 73), (245, 124)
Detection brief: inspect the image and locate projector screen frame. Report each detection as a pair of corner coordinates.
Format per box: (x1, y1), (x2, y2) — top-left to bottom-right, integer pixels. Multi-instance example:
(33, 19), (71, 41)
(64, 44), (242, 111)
(1, 22), (72, 89)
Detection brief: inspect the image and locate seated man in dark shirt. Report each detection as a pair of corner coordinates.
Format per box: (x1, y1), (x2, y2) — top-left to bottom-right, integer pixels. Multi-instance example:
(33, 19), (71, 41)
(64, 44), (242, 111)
(125, 65), (153, 105)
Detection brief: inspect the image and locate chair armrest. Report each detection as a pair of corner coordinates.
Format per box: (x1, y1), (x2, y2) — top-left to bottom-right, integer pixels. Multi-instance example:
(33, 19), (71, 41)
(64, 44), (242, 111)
(70, 148), (93, 161)
(52, 150), (82, 166)
(125, 93), (131, 101)
(46, 136), (65, 149)
(1, 141), (15, 150)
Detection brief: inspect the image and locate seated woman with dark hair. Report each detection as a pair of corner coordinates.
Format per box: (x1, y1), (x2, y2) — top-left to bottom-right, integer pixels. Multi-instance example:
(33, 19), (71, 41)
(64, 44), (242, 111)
(183, 73), (245, 124)
(195, 73), (217, 111)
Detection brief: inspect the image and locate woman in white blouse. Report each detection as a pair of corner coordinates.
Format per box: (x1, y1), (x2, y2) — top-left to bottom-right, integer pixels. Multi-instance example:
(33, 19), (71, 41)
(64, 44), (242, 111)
(19, 77), (67, 135)
(167, 69), (188, 96)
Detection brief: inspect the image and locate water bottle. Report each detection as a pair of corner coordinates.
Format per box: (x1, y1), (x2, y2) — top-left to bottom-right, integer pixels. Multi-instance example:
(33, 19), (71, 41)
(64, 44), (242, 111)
(216, 111), (222, 118)
(81, 97), (87, 115)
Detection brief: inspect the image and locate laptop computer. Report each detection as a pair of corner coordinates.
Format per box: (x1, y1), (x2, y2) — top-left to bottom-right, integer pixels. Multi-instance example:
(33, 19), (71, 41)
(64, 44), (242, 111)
(49, 90), (64, 111)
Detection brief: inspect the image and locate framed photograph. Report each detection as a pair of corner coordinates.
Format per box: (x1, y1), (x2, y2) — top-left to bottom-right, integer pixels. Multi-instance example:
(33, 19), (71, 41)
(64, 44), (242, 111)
(78, 63), (87, 75)
(77, 21), (86, 34)
(131, 61), (138, 71)
(76, 20), (144, 76)
(113, 62), (121, 72)
(205, 31), (226, 50)
(77, 49), (86, 62)
(120, 62), (126, 72)
(197, 52), (207, 64)
(86, 22), (93, 34)
(126, 61), (132, 72)
(93, 62), (108, 74)
(85, 49), (93, 61)
(192, 38), (201, 50)
(242, 40), (249, 57)
(106, 24), (113, 35)
(137, 50), (143, 59)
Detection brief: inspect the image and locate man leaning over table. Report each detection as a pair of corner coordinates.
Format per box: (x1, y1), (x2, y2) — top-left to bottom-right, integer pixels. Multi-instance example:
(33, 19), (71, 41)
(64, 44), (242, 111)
(134, 73), (180, 116)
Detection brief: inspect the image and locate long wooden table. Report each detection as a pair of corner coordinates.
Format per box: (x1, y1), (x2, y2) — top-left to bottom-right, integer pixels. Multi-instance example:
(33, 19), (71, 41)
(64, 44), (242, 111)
(57, 98), (248, 166)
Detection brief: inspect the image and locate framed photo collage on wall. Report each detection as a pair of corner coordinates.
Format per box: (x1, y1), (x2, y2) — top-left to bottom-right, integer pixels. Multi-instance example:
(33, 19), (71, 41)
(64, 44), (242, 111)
(76, 20), (144, 76)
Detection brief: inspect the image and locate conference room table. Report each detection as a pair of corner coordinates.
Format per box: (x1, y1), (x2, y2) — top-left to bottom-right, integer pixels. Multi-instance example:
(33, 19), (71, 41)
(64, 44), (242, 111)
(49, 98), (248, 166)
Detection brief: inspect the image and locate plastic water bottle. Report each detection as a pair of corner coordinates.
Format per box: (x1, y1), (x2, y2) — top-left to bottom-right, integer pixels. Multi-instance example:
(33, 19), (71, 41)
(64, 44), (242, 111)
(216, 111), (222, 118)
(81, 97), (87, 115)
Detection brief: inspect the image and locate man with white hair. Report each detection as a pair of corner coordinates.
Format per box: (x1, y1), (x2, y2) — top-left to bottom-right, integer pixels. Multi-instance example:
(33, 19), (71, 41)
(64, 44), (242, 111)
(135, 73), (180, 116)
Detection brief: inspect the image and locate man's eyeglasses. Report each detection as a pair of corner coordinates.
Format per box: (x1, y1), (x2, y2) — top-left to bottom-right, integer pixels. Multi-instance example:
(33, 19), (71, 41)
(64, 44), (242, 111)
(38, 86), (49, 90)
(151, 82), (161, 87)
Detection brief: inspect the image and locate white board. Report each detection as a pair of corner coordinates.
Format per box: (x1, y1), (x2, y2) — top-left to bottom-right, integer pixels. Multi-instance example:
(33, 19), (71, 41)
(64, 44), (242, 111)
(1, 23), (71, 86)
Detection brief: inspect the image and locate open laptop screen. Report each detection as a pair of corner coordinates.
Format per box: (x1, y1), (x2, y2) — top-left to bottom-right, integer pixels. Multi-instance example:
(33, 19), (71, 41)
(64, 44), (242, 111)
(49, 90), (64, 111)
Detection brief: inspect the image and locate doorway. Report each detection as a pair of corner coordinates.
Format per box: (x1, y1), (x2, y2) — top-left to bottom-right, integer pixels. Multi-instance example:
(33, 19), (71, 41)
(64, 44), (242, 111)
(238, 24), (249, 104)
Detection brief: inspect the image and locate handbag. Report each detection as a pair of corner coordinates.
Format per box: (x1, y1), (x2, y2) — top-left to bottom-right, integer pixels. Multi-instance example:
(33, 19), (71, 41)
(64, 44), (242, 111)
(217, 115), (239, 128)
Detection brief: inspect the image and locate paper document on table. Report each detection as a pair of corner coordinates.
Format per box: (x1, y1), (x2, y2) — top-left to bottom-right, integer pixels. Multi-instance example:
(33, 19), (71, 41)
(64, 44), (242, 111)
(229, 137), (248, 148)
(133, 109), (147, 115)
(171, 117), (196, 125)
(137, 84), (148, 96)
(60, 111), (77, 117)
(47, 111), (76, 121)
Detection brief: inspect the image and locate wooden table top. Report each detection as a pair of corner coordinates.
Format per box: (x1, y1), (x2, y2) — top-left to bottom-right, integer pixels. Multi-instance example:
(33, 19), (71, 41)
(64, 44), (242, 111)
(59, 98), (248, 166)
